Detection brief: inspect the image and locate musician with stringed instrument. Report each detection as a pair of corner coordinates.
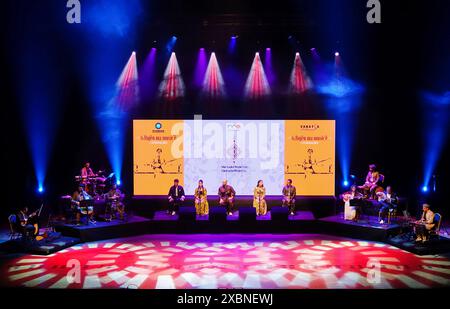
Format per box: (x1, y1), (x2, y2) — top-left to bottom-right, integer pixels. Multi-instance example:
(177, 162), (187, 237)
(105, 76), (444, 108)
(16, 206), (40, 238)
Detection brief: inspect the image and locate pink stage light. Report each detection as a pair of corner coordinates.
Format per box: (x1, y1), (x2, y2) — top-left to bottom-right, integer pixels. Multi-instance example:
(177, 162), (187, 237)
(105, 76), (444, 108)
(202, 52), (226, 98)
(158, 52), (185, 100)
(289, 52), (313, 94)
(244, 52), (271, 99)
(116, 51), (139, 110)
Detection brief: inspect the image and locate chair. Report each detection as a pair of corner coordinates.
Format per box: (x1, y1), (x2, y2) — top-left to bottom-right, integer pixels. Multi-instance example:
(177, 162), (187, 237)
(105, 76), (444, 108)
(377, 174), (385, 186)
(387, 208), (398, 224)
(8, 214), (22, 240)
(429, 213), (442, 238)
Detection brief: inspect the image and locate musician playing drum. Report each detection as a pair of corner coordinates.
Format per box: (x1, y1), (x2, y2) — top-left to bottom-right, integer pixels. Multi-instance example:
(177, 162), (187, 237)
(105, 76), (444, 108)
(105, 184), (125, 221)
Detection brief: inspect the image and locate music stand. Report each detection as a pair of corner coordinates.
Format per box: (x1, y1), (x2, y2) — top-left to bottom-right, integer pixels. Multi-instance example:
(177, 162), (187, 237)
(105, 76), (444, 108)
(80, 199), (95, 225)
(37, 203), (44, 217)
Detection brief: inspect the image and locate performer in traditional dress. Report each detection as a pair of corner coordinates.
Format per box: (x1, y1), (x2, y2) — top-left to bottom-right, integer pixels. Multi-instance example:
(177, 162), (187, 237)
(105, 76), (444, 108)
(342, 185), (363, 221)
(282, 179), (297, 216)
(358, 164), (380, 198)
(218, 180), (236, 216)
(414, 204), (436, 243)
(167, 179), (185, 215)
(105, 184), (125, 221)
(377, 186), (398, 224)
(194, 180), (209, 216)
(253, 180), (267, 216)
(71, 185), (96, 225)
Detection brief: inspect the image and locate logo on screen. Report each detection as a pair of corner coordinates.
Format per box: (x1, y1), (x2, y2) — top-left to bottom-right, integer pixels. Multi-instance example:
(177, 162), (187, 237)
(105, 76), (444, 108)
(226, 123), (242, 131)
(300, 124), (320, 130)
(152, 122), (164, 133)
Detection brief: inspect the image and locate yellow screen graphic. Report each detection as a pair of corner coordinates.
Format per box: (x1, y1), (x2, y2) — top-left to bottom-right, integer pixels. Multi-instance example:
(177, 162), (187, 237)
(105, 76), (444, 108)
(284, 120), (335, 196)
(133, 120), (184, 195)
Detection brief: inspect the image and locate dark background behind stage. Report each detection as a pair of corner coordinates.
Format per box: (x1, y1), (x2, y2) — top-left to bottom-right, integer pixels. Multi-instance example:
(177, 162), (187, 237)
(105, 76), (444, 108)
(2, 0), (449, 218)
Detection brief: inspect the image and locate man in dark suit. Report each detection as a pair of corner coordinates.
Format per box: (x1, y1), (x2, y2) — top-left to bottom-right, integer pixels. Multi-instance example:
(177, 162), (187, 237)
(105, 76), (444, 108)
(167, 179), (185, 215)
(377, 186), (398, 224)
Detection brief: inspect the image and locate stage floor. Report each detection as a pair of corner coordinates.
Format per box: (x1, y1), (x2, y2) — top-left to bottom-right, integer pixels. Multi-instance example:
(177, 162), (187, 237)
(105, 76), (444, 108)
(1, 234), (449, 289)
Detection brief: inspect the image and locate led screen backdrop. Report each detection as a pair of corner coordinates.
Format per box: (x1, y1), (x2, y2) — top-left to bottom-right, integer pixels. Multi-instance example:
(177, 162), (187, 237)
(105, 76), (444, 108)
(133, 119), (335, 196)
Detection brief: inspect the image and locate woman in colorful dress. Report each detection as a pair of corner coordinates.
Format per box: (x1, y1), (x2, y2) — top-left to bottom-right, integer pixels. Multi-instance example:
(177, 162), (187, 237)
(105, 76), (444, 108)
(194, 179), (209, 216)
(253, 180), (267, 216)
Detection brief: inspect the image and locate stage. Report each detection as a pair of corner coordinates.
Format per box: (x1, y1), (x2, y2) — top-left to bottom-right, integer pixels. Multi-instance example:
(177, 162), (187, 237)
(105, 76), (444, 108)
(1, 233), (450, 289)
(3, 0), (450, 300)
(43, 208), (450, 257)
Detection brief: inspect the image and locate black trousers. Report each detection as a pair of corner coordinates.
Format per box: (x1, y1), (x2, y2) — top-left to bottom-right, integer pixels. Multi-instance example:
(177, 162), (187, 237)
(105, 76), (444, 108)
(283, 201), (296, 213)
(168, 199), (183, 212)
(415, 224), (430, 239)
(220, 199), (234, 213)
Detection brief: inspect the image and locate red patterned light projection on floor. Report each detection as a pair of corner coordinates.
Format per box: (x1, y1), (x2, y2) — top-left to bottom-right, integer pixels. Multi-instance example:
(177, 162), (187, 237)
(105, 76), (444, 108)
(1, 234), (450, 289)
(158, 52), (185, 100)
(244, 52), (271, 99)
(202, 52), (226, 98)
(289, 52), (312, 94)
(116, 51), (139, 110)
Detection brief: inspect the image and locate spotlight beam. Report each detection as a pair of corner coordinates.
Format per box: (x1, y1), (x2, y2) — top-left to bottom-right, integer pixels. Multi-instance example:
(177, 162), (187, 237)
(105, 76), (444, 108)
(244, 52), (271, 99)
(158, 52), (185, 100)
(289, 52), (313, 94)
(202, 52), (226, 98)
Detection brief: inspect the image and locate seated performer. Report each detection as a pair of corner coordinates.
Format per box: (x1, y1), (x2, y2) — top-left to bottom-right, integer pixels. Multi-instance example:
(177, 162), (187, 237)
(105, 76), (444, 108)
(218, 180), (236, 216)
(282, 179), (297, 216)
(358, 164), (380, 199)
(81, 162), (96, 179)
(105, 184), (125, 221)
(253, 180), (267, 216)
(16, 206), (39, 239)
(194, 180), (209, 216)
(81, 162), (98, 194)
(71, 185), (96, 224)
(414, 203), (436, 243)
(168, 179), (185, 215)
(342, 185), (364, 221)
(377, 186), (398, 224)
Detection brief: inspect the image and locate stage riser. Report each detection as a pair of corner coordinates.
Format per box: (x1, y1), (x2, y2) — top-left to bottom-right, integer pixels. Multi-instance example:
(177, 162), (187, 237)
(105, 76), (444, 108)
(131, 196), (336, 219)
(54, 216), (399, 243)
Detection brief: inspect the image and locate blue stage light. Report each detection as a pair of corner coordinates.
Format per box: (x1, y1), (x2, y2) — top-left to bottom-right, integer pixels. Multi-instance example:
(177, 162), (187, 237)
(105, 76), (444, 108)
(37, 186), (44, 194)
(343, 180), (349, 187)
(116, 179), (121, 186)
(166, 36), (178, 54)
(228, 36), (237, 54)
(80, 1), (141, 191)
(421, 91), (450, 192)
(422, 186), (429, 193)
(317, 56), (365, 189)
